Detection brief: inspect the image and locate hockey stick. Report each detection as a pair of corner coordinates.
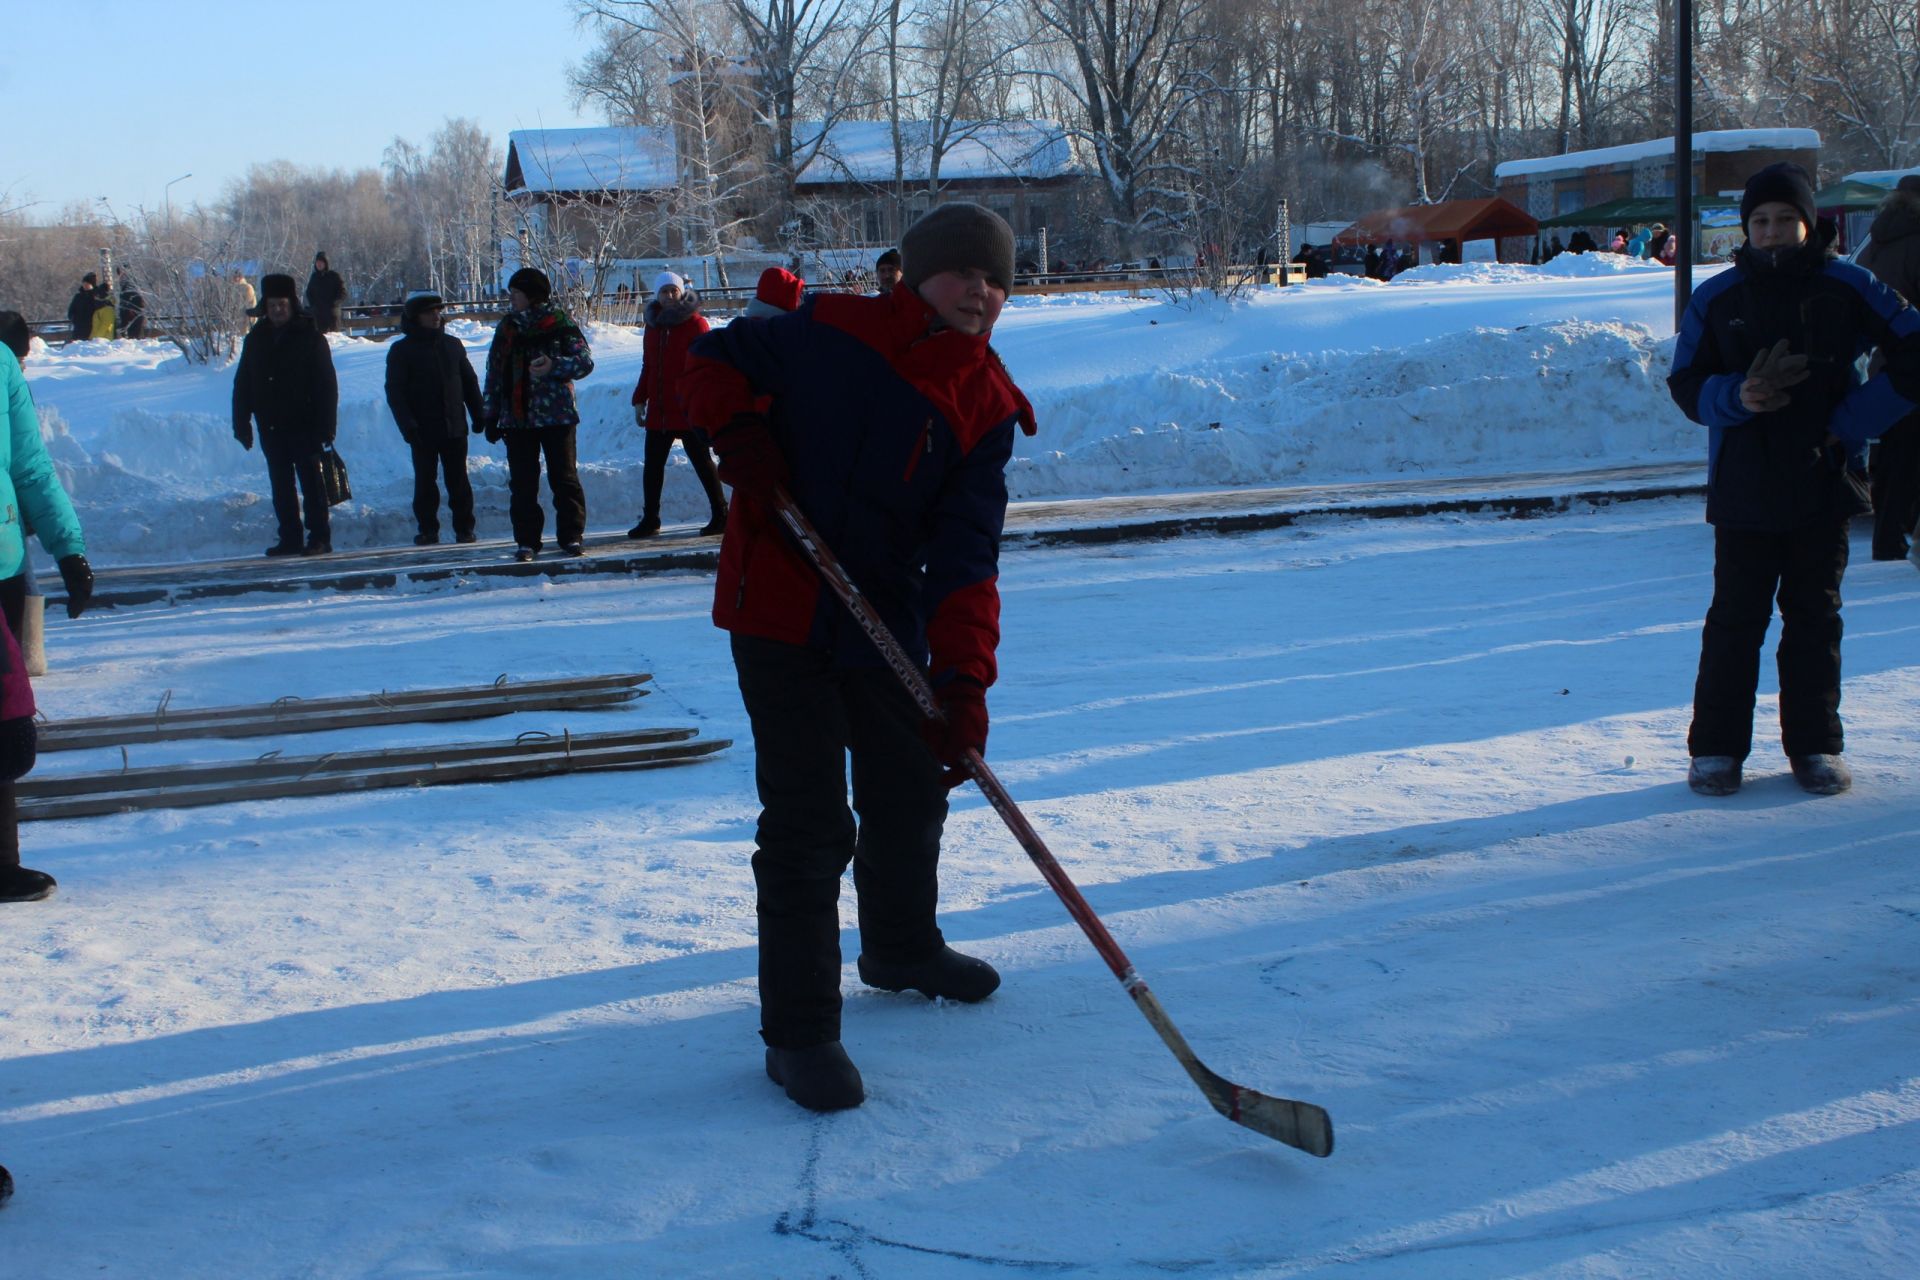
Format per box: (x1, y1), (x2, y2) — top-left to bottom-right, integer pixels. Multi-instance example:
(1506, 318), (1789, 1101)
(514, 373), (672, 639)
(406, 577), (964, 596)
(769, 489), (1334, 1157)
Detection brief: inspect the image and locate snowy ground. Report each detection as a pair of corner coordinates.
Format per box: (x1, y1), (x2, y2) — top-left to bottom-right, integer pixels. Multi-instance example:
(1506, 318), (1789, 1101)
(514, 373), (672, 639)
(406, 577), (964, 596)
(20, 256), (1698, 565)
(5, 497), (1918, 1277)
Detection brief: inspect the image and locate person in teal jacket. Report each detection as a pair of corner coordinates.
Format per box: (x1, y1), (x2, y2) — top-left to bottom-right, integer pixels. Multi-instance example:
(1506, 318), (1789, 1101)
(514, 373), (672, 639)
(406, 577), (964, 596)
(0, 312), (95, 902)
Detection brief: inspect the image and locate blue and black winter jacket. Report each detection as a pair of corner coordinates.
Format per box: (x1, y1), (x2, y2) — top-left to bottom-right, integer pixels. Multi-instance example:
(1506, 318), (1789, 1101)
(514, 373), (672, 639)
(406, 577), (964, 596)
(1668, 240), (1920, 531)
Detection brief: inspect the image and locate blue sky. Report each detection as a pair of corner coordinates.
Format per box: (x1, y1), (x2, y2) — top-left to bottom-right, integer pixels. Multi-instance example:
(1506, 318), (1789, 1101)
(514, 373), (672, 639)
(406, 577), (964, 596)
(5, 0), (602, 222)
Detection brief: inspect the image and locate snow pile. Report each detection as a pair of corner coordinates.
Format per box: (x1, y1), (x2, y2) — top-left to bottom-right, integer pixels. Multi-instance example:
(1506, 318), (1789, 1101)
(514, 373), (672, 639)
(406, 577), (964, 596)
(21, 271), (1698, 564)
(1016, 319), (1684, 497)
(1393, 253), (1670, 286)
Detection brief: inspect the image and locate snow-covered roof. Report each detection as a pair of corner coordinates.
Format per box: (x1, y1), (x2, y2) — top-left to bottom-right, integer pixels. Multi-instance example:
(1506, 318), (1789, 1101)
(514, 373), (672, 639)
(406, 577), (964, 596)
(797, 119), (1075, 186)
(1843, 164), (1920, 188)
(1494, 129), (1821, 180)
(505, 127), (678, 196)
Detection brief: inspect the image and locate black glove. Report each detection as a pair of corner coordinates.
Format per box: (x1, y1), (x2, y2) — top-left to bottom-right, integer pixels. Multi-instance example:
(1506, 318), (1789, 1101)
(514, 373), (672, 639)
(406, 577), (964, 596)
(920, 677), (987, 789)
(711, 413), (790, 501)
(234, 421), (254, 451)
(58, 554), (94, 620)
(484, 422), (503, 444)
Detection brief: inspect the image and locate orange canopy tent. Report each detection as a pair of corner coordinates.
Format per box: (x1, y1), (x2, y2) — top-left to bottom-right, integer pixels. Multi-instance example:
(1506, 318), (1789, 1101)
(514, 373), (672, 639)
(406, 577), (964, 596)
(1333, 197), (1539, 246)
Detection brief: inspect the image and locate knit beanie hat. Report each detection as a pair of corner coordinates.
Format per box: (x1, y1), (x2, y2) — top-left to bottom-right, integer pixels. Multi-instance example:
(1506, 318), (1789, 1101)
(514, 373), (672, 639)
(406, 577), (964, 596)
(1740, 163), (1817, 235)
(403, 293), (445, 324)
(743, 267), (804, 319)
(1897, 175), (1920, 195)
(875, 248), (901, 270)
(508, 267), (552, 305)
(260, 273), (299, 302)
(901, 202), (1015, 292)
(652, 270), (685, 295)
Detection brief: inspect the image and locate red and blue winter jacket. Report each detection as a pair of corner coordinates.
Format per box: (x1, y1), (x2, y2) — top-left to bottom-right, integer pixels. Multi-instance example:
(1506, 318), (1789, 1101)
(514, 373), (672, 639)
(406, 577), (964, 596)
(681, 284), (1036, 691)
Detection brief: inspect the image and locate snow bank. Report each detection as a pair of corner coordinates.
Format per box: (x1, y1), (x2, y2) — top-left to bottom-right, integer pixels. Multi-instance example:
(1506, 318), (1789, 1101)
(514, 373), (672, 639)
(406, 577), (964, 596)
(1392, 253), (1670, 286)
(21, 271), (1697, 565)
(1017, 320), (1682, 498)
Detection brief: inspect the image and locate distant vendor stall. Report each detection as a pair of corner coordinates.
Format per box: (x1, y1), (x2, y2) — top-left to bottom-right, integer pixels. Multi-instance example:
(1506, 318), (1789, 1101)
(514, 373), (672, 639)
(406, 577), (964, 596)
(1333, 197), (1539, 265)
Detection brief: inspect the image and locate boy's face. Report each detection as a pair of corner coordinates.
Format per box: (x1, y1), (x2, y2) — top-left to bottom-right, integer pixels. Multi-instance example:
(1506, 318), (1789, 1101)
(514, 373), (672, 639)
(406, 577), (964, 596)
(877, 262), (902, 291)
(917, 267), (1005, 335)
(1747, 202), (1808, 251)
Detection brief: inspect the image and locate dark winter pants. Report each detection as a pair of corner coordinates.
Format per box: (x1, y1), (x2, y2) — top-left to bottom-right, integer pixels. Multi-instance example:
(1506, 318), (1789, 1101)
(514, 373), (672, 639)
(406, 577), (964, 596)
(0, 576), (32, 870)
(1869, 414), (1920, 559)
(731, 634), (950, 1049)
(410, 434), (475, 540)
(260, 431), (330, 547)
(1688, 520), (1850, 762)
(504, 425), (586, 551)
(640, 430), (727, 524)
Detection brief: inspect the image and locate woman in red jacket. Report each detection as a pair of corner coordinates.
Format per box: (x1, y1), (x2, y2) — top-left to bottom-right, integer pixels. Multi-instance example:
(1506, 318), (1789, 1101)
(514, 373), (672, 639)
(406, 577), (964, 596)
(629, 272), (727, 537)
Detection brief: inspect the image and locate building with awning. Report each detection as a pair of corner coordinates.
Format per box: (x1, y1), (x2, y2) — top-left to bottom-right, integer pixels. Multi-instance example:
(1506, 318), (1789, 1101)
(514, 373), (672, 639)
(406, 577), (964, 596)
(1332, 197), (1538, 259)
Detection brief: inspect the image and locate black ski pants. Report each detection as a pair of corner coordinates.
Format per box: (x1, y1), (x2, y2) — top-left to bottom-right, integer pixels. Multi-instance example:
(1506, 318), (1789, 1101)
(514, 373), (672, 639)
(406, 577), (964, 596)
(410, 434), (475, 540)
(0, 576), (33, 869)
(731, 634), (949, 1049)
(504, 425), (585, 550)
(260, 431), (330, 547)
(640, 429), (726, 524)
(1689, 520), (1850, 762)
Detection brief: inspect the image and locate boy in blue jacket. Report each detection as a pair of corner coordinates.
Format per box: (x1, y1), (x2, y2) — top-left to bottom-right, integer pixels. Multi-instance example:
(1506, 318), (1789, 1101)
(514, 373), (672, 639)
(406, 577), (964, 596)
(683, 204), (1034, 1111)
(1668, 164), (1920, 797)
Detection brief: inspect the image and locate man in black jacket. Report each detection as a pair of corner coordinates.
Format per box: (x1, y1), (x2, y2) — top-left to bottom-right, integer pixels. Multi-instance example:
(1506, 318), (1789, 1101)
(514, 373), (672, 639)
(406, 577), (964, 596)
(66, 274), (98, 342)
(233, 273), (339, 556)
(1859, 175), (1920, 560)
(1667, 163), (1920, 798)
(305, 252), (346, 334)
(385, 294), (483, 544)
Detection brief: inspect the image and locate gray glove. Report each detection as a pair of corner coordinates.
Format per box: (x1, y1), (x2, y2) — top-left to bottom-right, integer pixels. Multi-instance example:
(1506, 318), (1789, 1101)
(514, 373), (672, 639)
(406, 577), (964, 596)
(1741, 339), (1810, 414)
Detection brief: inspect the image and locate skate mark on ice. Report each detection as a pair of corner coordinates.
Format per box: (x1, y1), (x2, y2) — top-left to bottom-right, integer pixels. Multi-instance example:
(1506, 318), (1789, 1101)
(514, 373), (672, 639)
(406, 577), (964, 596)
(772, 1115), (1073, 1273)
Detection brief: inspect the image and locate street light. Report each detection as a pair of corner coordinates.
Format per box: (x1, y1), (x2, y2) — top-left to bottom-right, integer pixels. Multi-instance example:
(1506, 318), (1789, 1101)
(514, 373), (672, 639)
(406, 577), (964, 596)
(164, 172), (192, 230)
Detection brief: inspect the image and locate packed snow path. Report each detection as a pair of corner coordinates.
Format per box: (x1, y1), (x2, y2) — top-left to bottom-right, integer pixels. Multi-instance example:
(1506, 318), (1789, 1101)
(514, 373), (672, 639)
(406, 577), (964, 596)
(5, 497), (1917, 1276)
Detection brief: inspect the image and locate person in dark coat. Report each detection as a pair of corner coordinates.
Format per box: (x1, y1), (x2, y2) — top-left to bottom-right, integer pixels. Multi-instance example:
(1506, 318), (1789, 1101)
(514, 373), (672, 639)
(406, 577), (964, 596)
(628, 270), (728, 538)
(479, 267), (594, 560)
(305, 252), (346, 334)
(873, 248), (902, 296)
(233, 273), (339, 556)
(1667, 163), (1920, 798)
(1857, 175), (1920, 560)
(681, 202), (1035, 1113)
(66, 274), (99, 342)
(385, 294), (483, 545)
(118, 279), (146, 339)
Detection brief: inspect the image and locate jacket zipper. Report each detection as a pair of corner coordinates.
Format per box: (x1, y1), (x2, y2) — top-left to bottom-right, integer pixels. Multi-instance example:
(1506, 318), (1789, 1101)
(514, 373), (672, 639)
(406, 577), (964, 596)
(903, 418), (932, 482)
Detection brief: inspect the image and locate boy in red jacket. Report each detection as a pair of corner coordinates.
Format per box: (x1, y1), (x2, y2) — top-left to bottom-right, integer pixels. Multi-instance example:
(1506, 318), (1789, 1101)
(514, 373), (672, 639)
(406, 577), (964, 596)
(628, 271), (725, 537)
(682, 204), (1034, 1111)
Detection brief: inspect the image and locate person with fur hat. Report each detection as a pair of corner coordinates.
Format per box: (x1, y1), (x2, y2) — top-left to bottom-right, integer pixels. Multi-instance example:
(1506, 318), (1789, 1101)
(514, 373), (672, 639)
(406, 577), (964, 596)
(305, 252), (346, 334)
(386, 294), (484, 545)
(1858, 175), (1920, 561)
(233, 272), (339, 556)
(627, 271), (726, 538)
(681, 201), (1035, 1113)
(1668, 162), (1920, 799)
(480, 267), (594, 560)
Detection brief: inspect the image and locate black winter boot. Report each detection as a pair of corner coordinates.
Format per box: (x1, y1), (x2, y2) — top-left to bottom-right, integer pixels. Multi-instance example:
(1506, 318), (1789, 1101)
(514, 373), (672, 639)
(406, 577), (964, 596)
(765, 1042), (864, 1111)
(1687, 756), (1742, 797)
(628, 515), (662, 539)
(1790, 754), (1852, 795)
(858, 946), (1000, 1003)
(0, 865), (55, 903)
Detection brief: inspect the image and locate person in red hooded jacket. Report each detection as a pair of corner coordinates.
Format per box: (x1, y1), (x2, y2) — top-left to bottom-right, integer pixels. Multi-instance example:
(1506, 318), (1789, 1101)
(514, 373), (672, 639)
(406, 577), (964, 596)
(681, 204), (1035, 1113)
(628, 271), (727, 537)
